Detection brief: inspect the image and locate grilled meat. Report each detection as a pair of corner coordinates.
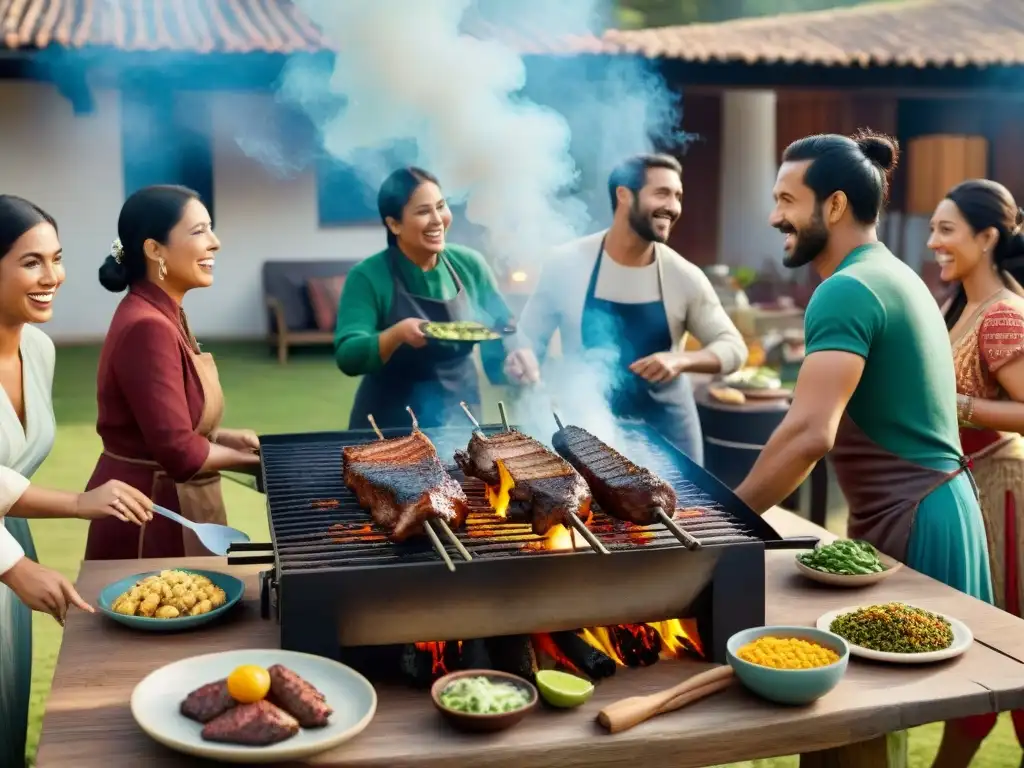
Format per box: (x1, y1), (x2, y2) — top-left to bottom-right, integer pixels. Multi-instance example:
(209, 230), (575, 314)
(268, 664), (332, 728)
(552, 425), (676, 526)
(454, 429), (592, 535)
(201, 700), (300, 746)
(180, 679), (235, 724)
(343, 430), (469, 541)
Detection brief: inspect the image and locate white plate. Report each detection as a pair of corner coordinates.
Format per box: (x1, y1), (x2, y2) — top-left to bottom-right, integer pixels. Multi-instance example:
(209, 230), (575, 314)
(816, 605), (973, 664)
(131, 649), (377, 764)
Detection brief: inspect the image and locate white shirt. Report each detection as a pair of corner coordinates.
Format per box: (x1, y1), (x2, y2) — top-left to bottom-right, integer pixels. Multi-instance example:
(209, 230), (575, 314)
(0, 468), (30, 575)
(593, 252), (662, 304)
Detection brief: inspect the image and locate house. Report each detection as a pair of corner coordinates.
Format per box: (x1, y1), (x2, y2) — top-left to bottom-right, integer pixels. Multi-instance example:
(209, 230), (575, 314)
(1, 0), (1021, 342)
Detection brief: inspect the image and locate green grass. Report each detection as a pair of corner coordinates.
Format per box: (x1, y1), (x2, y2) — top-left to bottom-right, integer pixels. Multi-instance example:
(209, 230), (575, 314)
(24, 342), (1021, 766)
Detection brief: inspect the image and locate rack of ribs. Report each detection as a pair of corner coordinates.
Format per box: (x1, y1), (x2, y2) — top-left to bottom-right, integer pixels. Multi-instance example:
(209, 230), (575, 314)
(343, 430), (469, 542)
(551, 424), (676, 526)
(454, 428), (592, 536)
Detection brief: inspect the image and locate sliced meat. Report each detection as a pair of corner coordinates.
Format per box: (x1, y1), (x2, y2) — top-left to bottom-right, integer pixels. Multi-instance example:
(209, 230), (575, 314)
(268, 664), (333, 727)
(201, 700), (300, 746)
(454, 429), (592, 535)
(552, 425), (676, 526)
(180, 679), (235, 724)
(343, 430), (469, 541)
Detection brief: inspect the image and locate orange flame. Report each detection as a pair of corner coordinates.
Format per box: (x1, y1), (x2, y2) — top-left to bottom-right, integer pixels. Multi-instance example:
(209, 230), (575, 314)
(414, 640), (464, 676)
(576, 618), (702, 666)
(484, 460), (515, 518)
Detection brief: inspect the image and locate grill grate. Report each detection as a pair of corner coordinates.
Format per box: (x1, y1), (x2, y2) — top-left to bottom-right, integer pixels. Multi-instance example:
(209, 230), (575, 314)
(261, 422), (761, 573)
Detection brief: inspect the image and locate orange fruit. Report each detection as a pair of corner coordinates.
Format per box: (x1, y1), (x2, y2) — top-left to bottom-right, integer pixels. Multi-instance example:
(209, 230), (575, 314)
(226, 664), (271, 704)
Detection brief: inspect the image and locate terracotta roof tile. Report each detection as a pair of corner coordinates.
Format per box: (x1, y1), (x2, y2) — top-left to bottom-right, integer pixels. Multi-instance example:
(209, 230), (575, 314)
(1, 0), (1022, 68)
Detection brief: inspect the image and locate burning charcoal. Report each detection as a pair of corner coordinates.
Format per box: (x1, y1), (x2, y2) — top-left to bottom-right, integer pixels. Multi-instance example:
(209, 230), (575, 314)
(400, 643), (444, 688)
(454, 639), (491, 671)
(611, 625), (662, 667)
(485, 635), (538, 680)
(550, 631), (616, 679)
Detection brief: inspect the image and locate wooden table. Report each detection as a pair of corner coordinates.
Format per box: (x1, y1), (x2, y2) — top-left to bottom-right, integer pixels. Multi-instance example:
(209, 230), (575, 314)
(36, 509), (1024, 768)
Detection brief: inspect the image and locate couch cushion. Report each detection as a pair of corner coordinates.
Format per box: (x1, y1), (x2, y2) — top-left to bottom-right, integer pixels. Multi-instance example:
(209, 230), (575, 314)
(307, 275), (347, 332)
(263, 260), (355, 332)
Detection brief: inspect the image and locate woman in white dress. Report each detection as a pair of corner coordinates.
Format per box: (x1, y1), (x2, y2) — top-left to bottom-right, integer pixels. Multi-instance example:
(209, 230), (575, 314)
(0, 196), (153, 768)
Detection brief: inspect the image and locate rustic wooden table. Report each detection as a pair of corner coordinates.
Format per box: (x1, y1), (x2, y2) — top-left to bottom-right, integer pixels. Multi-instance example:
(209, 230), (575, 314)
(36, 508), (1024, 768)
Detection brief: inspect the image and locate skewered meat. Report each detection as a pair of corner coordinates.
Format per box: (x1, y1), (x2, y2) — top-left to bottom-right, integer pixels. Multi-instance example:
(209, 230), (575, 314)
(268, 664), (332, 727)
(201, 700), (300, 745)
(454, 429), (592, 535)
(343, 430), (469, 541)
(552, 425), (676, 526)
(180, 679), (235, 723)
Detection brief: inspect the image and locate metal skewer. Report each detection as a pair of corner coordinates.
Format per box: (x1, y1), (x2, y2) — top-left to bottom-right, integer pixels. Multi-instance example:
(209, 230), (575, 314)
(496, 401), (609, 556)
(458, 400), (487, 439)
(365, 414), (456, 573)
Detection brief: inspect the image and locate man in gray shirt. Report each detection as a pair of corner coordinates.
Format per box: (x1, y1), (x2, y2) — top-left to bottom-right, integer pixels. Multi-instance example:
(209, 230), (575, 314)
(504, 154), (747, 463)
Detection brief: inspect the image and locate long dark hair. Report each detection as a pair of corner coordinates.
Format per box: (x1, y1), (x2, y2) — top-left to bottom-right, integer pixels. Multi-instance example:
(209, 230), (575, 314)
(0, 195), (57, 259)
(98, 185), (200, 293)
(377, 167), (440, 247)
(942, 179), (1024, 329)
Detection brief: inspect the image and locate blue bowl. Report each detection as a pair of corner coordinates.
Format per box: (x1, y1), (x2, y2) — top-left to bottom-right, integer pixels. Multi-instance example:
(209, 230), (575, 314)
(97, 569), (244, 631)
(727, 626), (849, 705)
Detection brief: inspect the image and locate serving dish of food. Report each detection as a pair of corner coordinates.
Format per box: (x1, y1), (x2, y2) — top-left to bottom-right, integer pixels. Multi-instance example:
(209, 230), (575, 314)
(430, 669), (538, 732)
(816, 602), (973, 664)
(420, 320), (515, 343)
(131, 648), (376, 763)
(720, 366), (789, 399)
(98, 569), (244, 630)
(796, 539), (902, 587)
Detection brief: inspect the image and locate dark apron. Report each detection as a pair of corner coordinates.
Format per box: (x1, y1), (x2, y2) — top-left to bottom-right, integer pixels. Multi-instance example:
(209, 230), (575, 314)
(831, 413), (976, 561)
(349, 248), (481, 431)
(580, 238), (704, 464)
(0, 517), (36, 768)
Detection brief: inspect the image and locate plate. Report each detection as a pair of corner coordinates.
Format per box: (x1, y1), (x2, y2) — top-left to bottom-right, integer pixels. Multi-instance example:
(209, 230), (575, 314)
(796, 555), (903, 588)
(131, 648), (377, 764)
(816, 605), (973, 664)
(740, 388), (792, 400)
(419, 320), (514, 343)
(98, 569), (245, 631)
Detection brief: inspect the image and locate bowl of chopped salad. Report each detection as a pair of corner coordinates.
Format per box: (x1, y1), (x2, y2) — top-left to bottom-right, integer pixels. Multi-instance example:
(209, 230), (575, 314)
(431, 670), (538, 732)
(795, 539), (902, 587)
(727, 626), (849, 705)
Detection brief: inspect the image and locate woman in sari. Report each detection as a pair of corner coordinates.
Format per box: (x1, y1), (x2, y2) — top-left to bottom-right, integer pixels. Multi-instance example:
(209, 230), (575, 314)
(84, 185), (261, 560)
(0, 195), (152, 768)
(927, 179), (1024, 768)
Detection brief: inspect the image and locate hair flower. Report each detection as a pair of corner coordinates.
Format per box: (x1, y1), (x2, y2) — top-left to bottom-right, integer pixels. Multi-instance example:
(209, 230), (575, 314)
(110, 238), (124, 264)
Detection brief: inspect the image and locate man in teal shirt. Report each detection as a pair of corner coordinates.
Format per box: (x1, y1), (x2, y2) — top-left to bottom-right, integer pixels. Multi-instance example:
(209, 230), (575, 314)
(734, 130), (992, 606)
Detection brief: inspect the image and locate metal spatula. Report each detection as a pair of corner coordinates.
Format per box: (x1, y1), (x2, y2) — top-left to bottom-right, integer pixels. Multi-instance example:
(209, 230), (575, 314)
(151, 504), (251, 556)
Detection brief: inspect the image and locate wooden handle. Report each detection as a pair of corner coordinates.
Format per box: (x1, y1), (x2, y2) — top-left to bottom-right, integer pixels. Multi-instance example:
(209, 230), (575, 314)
(597, 665), (734, 734)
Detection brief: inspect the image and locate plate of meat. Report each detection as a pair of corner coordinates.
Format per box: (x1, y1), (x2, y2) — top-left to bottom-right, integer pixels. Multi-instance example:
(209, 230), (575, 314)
(131, 649), (377, 763)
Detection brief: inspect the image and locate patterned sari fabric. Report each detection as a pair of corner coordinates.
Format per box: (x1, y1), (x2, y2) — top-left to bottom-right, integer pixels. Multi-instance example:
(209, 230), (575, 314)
(951, 292), (1024, 742)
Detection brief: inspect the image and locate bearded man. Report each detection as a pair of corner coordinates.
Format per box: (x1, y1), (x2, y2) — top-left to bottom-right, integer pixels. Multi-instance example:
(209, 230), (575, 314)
(504, 153), (746, 463)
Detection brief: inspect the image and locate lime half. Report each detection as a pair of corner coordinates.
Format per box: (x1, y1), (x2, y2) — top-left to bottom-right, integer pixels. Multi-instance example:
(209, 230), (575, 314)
(535, 669), (595, 708)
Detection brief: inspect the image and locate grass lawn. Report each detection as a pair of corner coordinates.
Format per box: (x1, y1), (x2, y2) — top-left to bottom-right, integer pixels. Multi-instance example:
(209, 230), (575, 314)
(23, 342), (1021, 766)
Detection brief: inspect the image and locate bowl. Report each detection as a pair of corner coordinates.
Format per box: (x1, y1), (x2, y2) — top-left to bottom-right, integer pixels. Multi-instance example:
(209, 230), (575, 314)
(727, 626), (849, 705)
(795, 546), (903, 588)
(431, 669), (538, 732)
(98, 569), (245, 632)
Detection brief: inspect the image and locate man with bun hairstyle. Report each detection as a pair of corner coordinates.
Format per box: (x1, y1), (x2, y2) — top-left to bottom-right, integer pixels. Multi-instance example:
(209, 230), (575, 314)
(735, 130), (993, 607)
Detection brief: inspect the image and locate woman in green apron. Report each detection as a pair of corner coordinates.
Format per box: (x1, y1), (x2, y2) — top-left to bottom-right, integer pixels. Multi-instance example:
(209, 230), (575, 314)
(335, 167), (525, 430)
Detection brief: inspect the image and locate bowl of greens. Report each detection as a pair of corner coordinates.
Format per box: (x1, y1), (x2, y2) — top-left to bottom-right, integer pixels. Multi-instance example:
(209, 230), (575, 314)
(795, 539), (902, 588)
(431, 670), (538, 732)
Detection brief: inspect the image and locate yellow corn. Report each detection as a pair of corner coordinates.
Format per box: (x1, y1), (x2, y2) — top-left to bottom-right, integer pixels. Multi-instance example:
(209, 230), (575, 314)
(737, 636), (839, 669)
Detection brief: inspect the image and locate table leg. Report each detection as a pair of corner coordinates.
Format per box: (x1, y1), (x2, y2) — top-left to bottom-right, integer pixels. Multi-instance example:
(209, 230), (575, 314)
(799, 734), (890, 768)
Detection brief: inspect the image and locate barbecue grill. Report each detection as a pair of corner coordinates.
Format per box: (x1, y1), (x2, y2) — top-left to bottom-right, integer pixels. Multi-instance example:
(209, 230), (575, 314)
(230, 419), (818, 664)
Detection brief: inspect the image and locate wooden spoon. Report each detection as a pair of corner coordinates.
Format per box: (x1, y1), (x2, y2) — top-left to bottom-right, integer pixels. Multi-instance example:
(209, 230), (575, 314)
(597, 665), (735, 734)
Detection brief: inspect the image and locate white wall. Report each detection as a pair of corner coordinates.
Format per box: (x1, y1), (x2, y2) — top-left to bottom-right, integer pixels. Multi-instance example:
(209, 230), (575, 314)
(0, 84), (381, 342)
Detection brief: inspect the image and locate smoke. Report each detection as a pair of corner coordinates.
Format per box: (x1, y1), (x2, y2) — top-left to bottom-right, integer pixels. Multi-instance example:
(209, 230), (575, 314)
(273, 0), (688, 270)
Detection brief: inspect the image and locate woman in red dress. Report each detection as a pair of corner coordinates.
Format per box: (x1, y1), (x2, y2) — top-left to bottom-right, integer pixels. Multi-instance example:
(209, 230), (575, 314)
(83, 185), (261, 560)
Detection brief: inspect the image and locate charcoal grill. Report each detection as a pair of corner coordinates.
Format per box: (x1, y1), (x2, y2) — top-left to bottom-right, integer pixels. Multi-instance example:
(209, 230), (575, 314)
(230, 419), (818, 664)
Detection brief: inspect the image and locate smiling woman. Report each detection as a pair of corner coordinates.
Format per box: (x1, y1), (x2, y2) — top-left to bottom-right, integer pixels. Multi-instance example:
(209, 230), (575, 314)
(84, 186), (262, 561)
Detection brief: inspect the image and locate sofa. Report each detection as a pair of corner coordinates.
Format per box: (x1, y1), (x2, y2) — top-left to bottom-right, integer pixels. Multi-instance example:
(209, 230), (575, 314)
(263, 260), (354, 364)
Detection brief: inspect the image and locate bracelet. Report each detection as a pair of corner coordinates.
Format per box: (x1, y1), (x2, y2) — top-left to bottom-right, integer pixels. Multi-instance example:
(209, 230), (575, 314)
(956, 394), (975, 425)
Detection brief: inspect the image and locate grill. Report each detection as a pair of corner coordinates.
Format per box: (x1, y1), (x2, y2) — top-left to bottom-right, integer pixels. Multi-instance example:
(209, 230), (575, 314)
(231, 419), (818, 664)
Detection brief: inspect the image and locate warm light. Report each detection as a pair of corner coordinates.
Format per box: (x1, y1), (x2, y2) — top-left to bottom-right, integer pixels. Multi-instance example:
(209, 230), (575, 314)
(484, 460), (515, 518)
(511, 270), (528, 282)
(575, 620), (703, 665)
(542, 523), (582, 551)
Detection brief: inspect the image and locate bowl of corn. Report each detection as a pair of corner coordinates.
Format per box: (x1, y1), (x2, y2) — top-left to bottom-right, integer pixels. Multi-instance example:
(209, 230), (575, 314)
(726, 626), (849, 705)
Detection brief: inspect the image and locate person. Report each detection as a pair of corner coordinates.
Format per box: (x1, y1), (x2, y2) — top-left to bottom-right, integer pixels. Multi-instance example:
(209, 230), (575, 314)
(334, 166), (525, 430)
(927, 179), (1024, 767)
(503, 153), (747, 463)
(83, 185), (261, 561)
(0, 195), (153, 768)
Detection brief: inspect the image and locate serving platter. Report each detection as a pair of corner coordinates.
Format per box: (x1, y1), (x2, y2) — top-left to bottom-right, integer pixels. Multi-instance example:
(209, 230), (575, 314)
(796, 555), (902, 588)
(97, 569), (244, 631)
(816, 605), (973, 664)
(420, 320), (515, 343)
(131, 648), (377, 763)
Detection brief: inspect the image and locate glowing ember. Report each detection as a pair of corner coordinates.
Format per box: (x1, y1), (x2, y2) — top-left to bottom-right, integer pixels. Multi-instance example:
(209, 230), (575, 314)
(484, 460), (515, 518)
(572, 618), (702, 667)
(414, 640), (463, 676)
(328, 523), (384, 543)
(311, 499), (340, 509)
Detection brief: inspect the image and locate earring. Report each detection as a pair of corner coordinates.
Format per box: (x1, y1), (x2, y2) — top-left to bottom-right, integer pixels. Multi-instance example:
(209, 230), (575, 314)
(158, 258), (167, 281)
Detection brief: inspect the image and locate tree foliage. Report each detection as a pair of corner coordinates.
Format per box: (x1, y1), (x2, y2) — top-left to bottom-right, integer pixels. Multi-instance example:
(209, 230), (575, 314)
(616, 0), (898, 29)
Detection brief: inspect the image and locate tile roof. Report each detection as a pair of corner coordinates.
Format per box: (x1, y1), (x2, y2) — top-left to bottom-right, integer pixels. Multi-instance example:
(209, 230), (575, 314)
(1, 0), (1021, 68)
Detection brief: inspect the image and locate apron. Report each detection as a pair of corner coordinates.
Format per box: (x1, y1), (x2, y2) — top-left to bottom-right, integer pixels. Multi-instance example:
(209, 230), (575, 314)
(831, 413), (975, 561)
(580, 238), (704, 463)
(348, 248), (480, 430)
(104, 311), (227, 557)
